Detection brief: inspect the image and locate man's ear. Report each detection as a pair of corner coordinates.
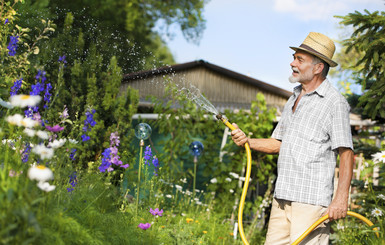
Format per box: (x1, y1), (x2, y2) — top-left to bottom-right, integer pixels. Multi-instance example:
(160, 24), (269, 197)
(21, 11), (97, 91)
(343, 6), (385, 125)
(314, 62), (324, 75)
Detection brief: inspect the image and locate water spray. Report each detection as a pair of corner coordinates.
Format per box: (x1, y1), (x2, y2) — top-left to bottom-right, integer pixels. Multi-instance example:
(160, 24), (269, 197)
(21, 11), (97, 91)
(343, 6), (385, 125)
(216, 114), (379, 245)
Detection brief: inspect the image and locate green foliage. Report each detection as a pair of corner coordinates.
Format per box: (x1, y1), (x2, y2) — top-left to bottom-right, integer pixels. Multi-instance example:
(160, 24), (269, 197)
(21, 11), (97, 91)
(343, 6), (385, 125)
(337, 10), (385, 119)
(16, 0), (208, 74)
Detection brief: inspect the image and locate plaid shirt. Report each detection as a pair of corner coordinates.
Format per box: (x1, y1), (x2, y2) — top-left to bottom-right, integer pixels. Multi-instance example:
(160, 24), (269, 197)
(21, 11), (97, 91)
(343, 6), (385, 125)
(271, 79), (353, 207)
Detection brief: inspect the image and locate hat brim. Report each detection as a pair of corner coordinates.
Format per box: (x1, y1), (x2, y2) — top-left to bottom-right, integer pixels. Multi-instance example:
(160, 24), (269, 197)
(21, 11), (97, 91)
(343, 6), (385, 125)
(290, 46), (338, 67)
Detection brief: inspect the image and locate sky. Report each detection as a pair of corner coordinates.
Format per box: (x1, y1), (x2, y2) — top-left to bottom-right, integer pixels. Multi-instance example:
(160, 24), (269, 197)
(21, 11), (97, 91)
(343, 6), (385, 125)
(162, 0), (384, 92)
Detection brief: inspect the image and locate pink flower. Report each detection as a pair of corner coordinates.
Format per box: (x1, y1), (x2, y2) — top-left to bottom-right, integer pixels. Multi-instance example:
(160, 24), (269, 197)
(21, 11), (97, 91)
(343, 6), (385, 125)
(45, 124), (64, 132)
(138, 223), (151, 230)
(150, 208), (163, 216)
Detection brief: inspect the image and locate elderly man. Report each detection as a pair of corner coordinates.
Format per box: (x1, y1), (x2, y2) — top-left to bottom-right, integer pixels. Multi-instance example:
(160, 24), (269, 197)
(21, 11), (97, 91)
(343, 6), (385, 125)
(231, 32), (354, 244)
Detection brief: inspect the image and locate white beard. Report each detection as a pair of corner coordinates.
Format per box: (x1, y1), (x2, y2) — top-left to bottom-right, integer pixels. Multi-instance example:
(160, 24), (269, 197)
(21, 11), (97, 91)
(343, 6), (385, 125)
(288, 75), (299, 84)
(288, 67), (314, 84)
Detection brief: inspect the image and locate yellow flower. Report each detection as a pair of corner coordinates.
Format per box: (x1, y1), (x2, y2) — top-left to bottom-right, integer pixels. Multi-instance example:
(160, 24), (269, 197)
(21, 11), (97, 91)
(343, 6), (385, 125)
(186, 218), (194, 224)
(161, 226), (165, 228)
(229, 232), (234, 236)
(203, 231), (208, 234)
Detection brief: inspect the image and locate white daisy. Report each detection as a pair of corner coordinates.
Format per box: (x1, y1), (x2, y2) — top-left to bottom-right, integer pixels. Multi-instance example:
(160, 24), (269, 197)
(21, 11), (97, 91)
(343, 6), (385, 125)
(210, 178), (217, 184)
(229, 172), (239, 179)
(68, 138), (78, 144)
(32, 144), (54, 160)
(377, 194), (385, 200)
(10, 95), (41, 108)
(371, 208), (383, 217)
(36, 130), (49, 140)
(372, 151), (385, 164)
(27, 165), (54, 182)
(37, 181), (56, 192)
(175, 184), (183, 191)
(23, 128), (36, 137)
(48, 138), (66, 148)
(21, 117), (38, 128)
(6, 114), (23, 126)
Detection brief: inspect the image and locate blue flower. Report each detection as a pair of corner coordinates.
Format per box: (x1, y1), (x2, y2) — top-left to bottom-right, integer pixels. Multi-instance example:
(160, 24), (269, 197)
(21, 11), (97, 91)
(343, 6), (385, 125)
(99, 148), (112, 172)
(10, 78), (23, 96)
(82, 109), (96, 142)
(69, 148), (77, 161)
(81, 134), (90, 142)
(21, 143), (31, 163)
(58, 55), (67, 64)
(43, 83), (52, 109)
(4, 19), (9, 24)
(144, 145), (152, 166)
(67, 171), (77, 192)
(7, 35), (19, 56)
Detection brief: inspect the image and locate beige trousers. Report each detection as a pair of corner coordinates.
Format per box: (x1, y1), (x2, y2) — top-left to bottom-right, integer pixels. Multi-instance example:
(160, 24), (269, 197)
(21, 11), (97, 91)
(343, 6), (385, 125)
(264, 198), (330, 245)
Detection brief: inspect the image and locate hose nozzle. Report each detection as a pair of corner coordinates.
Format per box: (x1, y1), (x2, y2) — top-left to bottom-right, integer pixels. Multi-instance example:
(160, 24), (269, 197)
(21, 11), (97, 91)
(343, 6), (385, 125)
(216, 114), (223, 120)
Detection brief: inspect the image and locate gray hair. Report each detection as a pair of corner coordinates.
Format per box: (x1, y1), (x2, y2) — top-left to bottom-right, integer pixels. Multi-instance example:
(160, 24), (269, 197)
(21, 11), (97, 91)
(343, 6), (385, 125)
(312, 56), (330, 78)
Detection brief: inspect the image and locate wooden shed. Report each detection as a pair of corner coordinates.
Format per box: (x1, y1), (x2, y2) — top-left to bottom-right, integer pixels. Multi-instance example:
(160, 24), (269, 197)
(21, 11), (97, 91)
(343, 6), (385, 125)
(121, 60), (292, 114)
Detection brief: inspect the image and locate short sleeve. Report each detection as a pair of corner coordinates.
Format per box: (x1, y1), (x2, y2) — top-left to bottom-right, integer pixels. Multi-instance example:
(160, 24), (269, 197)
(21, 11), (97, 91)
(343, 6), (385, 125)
(330, 100), (353, 151)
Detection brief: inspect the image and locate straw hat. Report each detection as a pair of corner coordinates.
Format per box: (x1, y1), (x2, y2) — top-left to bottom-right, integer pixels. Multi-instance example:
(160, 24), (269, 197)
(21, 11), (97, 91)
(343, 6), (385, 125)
(290, 32), (338, 67)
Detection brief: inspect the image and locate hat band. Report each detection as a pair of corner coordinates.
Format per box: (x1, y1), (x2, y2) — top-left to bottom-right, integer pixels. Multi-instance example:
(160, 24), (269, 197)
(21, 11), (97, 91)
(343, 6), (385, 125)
(299, 44), (330, 61)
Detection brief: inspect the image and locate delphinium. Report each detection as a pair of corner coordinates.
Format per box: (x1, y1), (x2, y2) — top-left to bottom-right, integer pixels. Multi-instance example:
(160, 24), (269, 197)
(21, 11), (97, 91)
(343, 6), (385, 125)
(7, 35), (19, 56)
(98, 132), (127, 172)
(81, 109), (96, 142)
(10, 78), (23, 96)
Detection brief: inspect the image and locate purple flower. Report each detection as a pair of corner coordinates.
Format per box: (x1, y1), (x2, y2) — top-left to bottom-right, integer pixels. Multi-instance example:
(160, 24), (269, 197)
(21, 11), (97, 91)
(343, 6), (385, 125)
(138, 223), (151, 230)
(4, 19), (9, 24)
(149, 208), (163, 216)
(60, 106), (69, 119)
(46, 124), (64, 132)
(7, 35), (19, 56)
(99, 132), (127, 172)
(144, 145), (152, 166)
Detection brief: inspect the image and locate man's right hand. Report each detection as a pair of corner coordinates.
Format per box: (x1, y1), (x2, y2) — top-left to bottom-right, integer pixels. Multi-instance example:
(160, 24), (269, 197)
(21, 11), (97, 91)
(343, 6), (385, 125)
(231, 123), (249, 147)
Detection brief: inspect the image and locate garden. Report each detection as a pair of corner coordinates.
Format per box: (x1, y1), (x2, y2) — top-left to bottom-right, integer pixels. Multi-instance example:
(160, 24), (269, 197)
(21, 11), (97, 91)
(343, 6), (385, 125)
(1, 1), (384, 244)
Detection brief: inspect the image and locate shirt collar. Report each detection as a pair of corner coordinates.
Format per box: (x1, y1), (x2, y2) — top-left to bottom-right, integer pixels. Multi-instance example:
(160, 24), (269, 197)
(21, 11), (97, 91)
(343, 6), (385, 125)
(292, 79), (329, 98)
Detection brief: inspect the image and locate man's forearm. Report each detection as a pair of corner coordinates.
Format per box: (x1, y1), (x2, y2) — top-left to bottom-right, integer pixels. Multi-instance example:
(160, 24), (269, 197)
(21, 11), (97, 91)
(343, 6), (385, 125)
(248, 138), (281, 154)
(335, 148), (354, 201)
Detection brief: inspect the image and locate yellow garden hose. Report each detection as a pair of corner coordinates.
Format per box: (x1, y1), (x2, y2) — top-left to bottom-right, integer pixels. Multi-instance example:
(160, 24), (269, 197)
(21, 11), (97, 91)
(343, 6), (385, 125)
(218, 114), (379, 245)
(218, 115), (251, 245)
(292, 211), (380, 245)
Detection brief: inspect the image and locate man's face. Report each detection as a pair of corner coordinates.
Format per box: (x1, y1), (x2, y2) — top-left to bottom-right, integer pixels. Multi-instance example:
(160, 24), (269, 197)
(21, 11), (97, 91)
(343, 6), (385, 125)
(289, 51), (316, 84)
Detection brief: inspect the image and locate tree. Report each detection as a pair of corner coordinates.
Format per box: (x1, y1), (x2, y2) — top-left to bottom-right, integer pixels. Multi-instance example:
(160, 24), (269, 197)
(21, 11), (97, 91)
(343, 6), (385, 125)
(336, 10), (385, 120)
(16, 0), (208, 73)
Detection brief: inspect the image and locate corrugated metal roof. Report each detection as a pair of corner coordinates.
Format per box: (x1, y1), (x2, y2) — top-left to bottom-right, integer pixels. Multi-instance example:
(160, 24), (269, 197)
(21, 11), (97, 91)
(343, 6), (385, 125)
(122, 59), (292, 99)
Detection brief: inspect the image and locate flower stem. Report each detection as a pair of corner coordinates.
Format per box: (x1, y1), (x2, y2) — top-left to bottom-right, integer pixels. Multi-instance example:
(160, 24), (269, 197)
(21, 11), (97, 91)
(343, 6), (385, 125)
(136, 141), (144, 217)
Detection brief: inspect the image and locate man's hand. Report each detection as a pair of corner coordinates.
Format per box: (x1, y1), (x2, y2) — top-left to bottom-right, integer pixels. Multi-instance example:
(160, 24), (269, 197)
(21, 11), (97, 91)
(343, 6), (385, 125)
(231, 123), (248, 147)
(325, 147), (354, 221)
(325, 197), (348, 221)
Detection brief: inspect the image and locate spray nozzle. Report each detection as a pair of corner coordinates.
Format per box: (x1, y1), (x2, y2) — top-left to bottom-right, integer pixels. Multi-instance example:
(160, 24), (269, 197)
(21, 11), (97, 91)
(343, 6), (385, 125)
(216, 114), (223, 120)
